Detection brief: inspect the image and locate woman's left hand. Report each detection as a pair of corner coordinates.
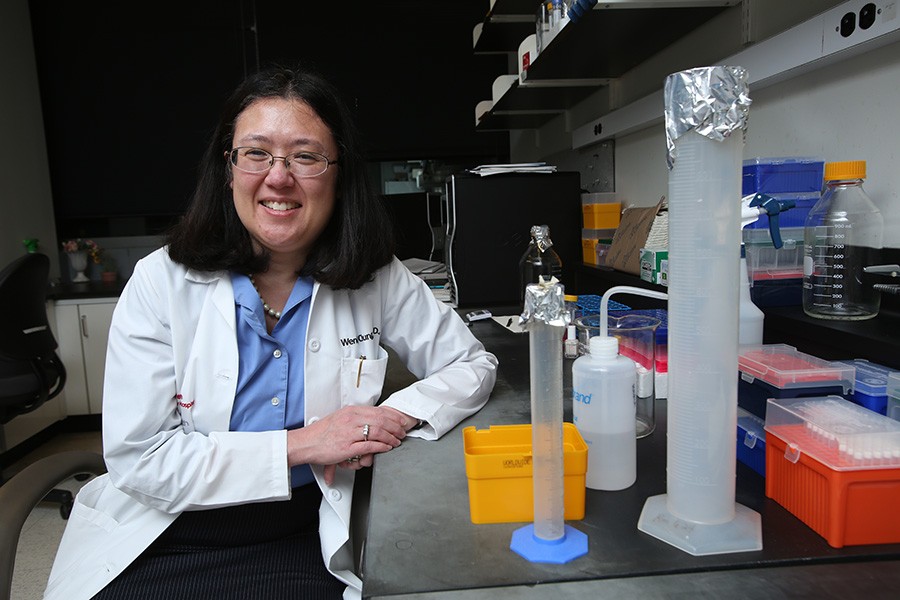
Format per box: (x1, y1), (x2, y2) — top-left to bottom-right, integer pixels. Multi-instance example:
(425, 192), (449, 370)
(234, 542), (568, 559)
(324, 407), (421, 484)
(288, 404), (415, 485)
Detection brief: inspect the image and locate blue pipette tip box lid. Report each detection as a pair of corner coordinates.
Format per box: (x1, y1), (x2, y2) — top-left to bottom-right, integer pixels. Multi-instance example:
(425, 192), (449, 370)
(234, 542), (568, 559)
(837, 358), (900, 416)
(742, 156), (825, 195)
(764, 395), (900, 547)
(737, 407), (766, 477)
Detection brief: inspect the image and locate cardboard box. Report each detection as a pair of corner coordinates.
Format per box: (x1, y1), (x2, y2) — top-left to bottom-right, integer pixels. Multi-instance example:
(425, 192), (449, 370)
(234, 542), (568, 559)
(605, 200), (663, 276)
(463, 423), (587, 524)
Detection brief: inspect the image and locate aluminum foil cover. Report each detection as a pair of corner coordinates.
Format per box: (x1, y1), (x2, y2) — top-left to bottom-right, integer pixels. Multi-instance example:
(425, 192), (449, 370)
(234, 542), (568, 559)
(531, 224), (554, 253)
(519, 277), (569, 329)
(664, 66), (751, 169)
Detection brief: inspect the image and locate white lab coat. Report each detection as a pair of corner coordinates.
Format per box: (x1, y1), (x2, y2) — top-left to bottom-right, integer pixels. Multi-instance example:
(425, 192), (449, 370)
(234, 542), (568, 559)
(44, 248), (497, 600)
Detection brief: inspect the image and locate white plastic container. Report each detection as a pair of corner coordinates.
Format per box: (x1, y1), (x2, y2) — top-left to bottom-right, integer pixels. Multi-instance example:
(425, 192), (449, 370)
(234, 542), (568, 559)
(572, 335), (637, 490)
(739, 253), (764, 345)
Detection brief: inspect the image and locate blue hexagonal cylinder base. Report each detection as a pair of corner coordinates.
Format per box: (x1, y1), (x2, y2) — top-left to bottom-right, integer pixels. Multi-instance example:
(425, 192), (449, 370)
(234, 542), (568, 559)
(510, 524), (588, 563)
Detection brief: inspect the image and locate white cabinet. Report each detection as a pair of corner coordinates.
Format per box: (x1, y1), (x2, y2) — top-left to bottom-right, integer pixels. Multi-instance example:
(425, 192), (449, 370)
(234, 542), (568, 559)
(54, 298), (117, 415)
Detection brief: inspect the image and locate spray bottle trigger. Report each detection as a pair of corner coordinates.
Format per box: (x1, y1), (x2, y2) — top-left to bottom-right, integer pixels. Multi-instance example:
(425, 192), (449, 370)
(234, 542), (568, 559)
(748, 193), (795, 250)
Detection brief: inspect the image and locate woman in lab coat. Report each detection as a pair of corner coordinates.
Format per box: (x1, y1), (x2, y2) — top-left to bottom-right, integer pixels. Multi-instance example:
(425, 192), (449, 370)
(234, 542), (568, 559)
(44, 65), (498, 600)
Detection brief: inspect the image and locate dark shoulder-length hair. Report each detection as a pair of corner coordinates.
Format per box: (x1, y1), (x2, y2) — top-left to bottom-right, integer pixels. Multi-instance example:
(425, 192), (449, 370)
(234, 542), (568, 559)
(165, 63), (396, 289)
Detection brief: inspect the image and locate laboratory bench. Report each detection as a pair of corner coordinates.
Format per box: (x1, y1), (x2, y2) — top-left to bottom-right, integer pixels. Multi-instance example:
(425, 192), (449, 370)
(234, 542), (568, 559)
(362, 312), (900, 599)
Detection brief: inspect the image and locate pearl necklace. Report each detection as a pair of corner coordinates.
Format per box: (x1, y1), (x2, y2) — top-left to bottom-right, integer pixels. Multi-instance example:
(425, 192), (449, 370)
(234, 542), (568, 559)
(249, 275), (281, 320)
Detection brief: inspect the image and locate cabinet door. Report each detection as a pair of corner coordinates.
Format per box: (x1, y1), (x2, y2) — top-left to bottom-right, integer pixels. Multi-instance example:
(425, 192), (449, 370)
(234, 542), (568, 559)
(54, 299), (117, 415)
(79, 302), (116, 414)
(55, 303), (89, 415)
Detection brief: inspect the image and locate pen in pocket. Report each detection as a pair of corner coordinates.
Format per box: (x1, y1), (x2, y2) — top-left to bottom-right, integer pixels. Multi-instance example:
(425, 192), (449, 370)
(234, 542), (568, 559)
(356, 355), (366, 387)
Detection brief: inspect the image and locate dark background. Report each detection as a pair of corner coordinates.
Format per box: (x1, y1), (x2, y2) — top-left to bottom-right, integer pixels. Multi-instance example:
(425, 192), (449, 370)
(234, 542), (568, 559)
(28, 0), (509, 238)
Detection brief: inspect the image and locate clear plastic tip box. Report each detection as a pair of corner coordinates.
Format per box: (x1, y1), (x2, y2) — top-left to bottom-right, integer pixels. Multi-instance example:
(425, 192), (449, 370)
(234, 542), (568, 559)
(889, 372), (900, 421)
(764, 395), (900, 548)
(738, 344), (854, 419)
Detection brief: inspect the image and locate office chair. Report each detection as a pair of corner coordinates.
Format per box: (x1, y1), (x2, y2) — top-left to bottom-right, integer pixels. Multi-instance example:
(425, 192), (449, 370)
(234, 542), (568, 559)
(0, 253), (73, 517)
(0, 450), (106, 600)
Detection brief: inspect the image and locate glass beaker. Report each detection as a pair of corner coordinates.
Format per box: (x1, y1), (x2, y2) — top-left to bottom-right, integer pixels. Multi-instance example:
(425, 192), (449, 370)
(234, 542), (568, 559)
(574, 313), (661, 438)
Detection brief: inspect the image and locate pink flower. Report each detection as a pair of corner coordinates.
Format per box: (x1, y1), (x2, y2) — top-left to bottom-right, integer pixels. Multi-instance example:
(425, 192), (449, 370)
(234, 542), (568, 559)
(62, 238), (102, 264)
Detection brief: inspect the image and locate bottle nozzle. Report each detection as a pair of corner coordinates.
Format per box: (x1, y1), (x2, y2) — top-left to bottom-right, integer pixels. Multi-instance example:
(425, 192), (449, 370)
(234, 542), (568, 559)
(745, 193), (795, 249)
(590, 335), (619, 359)
(599, 285), (669, 338)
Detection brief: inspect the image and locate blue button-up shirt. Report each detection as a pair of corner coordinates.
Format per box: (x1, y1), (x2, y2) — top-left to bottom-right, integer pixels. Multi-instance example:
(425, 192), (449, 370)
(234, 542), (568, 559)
(231, 272), (314, 488)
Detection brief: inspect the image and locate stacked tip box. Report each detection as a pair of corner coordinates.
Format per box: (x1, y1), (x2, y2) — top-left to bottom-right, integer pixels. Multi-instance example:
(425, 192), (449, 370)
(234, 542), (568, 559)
(765, 395), (900, 547)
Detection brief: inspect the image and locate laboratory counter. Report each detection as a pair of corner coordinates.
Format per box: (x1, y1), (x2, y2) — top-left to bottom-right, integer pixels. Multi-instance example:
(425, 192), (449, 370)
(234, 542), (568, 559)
(362, 315), (900, 599)
(46, 279), (128, 301)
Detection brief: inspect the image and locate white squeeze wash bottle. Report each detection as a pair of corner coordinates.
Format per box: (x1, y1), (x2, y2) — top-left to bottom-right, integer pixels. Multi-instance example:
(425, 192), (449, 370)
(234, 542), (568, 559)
(572, 335), (637, 490)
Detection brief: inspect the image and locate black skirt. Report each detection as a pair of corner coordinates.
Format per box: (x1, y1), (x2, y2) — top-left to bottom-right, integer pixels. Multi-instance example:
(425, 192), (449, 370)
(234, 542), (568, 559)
(92, 484), (345, 600)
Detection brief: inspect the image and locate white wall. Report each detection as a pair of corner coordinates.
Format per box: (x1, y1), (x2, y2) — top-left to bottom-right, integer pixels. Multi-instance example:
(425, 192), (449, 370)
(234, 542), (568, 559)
(0, 0), (60, 275)
(616, 38), (900, 246)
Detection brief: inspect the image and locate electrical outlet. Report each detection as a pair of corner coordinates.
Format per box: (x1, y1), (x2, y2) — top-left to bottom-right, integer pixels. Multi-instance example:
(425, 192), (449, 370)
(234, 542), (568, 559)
(822, 0), (899, 55)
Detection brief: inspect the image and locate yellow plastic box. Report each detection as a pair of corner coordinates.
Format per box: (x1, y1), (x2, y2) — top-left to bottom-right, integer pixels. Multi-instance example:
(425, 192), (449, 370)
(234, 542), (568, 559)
(582, 202), (621, 229)
(582, 228), (617, 265)
(463, 423), (588, 524)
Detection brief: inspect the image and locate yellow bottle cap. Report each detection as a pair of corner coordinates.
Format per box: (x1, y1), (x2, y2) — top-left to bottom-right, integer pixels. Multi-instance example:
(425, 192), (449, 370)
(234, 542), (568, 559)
(824, 160), (866, 181)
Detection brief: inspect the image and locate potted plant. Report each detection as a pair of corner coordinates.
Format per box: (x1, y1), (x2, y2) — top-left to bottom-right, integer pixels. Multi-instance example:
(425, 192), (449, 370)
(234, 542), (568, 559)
(100, 255), (118, 283)
(61, 238), (101, 282)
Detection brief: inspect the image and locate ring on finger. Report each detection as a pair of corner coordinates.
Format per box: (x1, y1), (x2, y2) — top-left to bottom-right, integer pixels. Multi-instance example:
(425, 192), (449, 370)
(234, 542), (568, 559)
(348, 455), (360, 463)
(362, 423), (370, 442)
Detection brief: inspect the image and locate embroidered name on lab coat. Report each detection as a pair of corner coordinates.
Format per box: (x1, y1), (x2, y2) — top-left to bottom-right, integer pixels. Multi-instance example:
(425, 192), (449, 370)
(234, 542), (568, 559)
(339, 326), (380, 347)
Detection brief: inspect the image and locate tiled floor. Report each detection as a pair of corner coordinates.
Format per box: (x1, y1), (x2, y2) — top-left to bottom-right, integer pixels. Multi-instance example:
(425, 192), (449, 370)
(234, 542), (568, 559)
(4, 431), (102, 600)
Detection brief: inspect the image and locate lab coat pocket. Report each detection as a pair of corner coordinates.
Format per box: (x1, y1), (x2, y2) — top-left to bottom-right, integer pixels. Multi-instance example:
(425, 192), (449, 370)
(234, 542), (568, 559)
(69, 476), (120, 532)
(340, 347), (388, 406)
(48, 476), (120, 587)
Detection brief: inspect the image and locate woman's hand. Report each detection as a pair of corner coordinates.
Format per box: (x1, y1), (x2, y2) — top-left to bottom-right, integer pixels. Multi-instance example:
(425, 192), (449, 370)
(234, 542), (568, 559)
(288, 405), (413, 485)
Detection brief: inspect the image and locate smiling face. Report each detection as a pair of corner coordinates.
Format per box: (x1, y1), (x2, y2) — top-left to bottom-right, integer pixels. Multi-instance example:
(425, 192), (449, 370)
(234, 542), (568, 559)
(229, 97), (339, 267)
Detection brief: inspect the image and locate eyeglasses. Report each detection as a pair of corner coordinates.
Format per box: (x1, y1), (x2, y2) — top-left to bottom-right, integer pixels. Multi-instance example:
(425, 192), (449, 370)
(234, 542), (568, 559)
(227, 147), (338, 178)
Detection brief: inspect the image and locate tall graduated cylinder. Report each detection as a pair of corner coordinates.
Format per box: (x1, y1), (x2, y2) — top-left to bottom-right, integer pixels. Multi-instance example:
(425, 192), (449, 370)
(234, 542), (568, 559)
(666, 129), (742, 522)
(638, 65), (761, 556)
